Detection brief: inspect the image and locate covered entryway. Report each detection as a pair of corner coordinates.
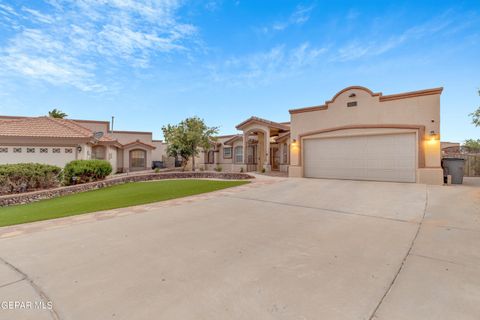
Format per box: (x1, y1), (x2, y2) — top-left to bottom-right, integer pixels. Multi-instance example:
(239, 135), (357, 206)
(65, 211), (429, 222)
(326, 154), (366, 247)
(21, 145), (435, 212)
(235, 116), (291, 173)
(303, 133), (416, 183)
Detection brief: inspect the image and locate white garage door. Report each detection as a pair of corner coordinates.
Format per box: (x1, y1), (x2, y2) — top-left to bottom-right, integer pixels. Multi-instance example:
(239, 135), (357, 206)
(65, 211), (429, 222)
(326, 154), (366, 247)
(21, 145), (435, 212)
(304, 133), (416, 183)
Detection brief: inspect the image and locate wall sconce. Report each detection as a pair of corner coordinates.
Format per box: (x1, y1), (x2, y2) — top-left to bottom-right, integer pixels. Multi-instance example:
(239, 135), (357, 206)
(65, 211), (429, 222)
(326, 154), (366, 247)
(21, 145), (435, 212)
(77, 146), (82, 152)
(292, 139), (297, 144)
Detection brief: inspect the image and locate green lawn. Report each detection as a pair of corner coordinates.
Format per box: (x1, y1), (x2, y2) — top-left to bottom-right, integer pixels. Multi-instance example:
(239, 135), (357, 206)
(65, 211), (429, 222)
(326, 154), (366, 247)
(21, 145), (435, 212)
(0, 179), (249, 227)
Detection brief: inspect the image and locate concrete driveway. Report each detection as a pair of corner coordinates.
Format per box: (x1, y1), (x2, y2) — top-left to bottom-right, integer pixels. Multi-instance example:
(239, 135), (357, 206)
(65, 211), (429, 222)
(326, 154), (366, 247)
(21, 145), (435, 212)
(0, 177), (479, 320)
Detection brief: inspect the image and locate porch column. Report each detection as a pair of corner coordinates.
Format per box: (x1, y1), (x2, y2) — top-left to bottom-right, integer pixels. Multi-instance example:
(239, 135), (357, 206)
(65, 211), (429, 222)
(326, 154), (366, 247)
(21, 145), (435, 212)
(279, 143), (284, 165)
(264, 128), (271, 171)
(242, 132), (248, 164)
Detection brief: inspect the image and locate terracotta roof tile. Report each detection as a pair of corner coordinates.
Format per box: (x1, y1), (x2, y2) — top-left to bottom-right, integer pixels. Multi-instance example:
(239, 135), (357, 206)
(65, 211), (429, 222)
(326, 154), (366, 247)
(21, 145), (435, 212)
(236, 116), (290, 131)
(0, 117), (94, 138)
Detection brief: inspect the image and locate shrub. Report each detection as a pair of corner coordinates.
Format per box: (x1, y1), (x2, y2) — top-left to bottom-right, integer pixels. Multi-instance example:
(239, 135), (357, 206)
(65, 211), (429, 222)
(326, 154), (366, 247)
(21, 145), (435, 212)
(63, 160), (112, 185)
(0, 163), (62, 194)
(240, 167), (244, 173)
(261, 168), (266, 173)
(214, 165), (222, 172)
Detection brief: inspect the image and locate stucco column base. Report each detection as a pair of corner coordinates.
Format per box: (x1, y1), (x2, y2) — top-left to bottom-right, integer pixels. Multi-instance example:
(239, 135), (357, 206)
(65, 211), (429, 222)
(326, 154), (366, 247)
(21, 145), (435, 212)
(288, 165), (303, 177)
(417, 168), (444, 185)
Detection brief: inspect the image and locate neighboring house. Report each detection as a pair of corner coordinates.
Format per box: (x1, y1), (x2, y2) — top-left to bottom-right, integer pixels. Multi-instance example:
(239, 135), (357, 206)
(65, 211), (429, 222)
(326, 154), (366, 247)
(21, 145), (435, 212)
(201, 86), (443, 184)
(0, 116), (167, 173)
(441, 141), (461, 155)
(200, 119), (291, 173)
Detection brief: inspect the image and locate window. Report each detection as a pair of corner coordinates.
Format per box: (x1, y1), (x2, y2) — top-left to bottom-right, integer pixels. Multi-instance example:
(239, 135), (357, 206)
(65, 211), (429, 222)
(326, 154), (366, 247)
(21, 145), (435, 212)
(205, 150), (215, 164)
(13, 148), (22, 153)
(223, 147), (232, 159)
(234, 146), (243, 164)
(65, 148), (73, 153)
(40, 148), (48, 153)
(27, 148), (35, 153)
(91, 146), (106, 160)
(52, 148), (61, 153)
(0, 148), (7, 153)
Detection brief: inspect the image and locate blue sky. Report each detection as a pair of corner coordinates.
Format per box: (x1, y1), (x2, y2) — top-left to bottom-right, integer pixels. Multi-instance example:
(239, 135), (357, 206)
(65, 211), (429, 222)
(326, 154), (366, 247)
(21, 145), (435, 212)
(0, 0), (479, 142)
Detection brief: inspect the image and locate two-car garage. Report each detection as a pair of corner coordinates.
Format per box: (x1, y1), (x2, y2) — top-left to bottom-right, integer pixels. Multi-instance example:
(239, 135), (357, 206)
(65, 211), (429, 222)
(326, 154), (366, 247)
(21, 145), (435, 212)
(303, 133), (417, 183)
(288, 86), (443, 185)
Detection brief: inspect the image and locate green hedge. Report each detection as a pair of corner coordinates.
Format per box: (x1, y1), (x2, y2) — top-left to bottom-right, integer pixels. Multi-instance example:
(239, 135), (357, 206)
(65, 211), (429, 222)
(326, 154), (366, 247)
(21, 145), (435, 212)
(0, 163), (62, 194)
(63, 160), (112, 185)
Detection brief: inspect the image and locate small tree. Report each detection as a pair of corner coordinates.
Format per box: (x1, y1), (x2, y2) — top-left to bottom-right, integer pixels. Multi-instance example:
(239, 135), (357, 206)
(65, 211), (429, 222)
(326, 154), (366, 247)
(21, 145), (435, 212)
(463, 139), (480, 153)
(48, 108), (68, 118)
(162, 117), (218, 171)
(470, 89), (480, 127)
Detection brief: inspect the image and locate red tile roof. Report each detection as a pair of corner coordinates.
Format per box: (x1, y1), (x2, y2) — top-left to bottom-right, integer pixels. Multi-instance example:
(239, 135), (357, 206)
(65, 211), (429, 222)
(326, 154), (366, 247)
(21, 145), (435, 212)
(122, 140), (156, 149)
(0, 116), (94, 139)
(235, 116), (290, 131)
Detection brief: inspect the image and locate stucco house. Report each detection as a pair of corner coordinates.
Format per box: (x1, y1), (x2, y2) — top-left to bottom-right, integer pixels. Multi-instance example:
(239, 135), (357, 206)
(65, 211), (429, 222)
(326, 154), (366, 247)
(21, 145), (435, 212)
(0, 116), (168, 172)
(0, 85), (443, 184)
(200, 86), (443, 185)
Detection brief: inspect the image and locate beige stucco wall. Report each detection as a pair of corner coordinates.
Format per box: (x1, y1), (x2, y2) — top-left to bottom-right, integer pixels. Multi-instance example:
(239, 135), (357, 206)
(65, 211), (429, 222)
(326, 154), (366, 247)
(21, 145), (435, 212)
(151, 141), (167, 162)
(73, 120), (109, 134)
(110, 131), (153, 145)
(106, 146), (118, 173)
(289, 87), (442, 184)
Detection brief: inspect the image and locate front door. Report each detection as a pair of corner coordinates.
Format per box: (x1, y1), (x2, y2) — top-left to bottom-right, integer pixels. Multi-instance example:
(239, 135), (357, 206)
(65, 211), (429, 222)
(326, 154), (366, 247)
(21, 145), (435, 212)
(270, 147), (280, 170)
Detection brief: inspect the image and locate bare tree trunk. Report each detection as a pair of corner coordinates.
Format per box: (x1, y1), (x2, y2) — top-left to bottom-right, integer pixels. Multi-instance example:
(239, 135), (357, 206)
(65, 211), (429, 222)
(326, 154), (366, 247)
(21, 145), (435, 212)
(191, 153), (196, 171)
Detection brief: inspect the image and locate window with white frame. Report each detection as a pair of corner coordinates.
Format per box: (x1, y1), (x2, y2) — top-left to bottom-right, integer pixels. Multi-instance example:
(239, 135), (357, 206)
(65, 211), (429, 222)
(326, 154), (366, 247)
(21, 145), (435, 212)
(65, 148), (73, 153)
(13, 148), (22, 153)
(0, 148), (7, 153)
(234, 146), (243, 163)
(40, 148), (48, 153)
(52, 148), (61, 153)
(223, 147), (232, 159)
(27, 148), (35, 153)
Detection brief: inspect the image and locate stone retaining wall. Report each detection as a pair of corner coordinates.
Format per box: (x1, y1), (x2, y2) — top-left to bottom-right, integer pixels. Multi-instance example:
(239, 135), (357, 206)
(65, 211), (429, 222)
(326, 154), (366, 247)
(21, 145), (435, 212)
(0, 172), (254, 207)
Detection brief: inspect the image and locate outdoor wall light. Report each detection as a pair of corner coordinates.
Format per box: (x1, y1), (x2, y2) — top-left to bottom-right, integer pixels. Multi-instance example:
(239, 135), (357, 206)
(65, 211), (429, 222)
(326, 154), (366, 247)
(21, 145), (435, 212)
(292, 139), (297, 144)
(77, 146), (82, 152)
(427, 130), (439, 143)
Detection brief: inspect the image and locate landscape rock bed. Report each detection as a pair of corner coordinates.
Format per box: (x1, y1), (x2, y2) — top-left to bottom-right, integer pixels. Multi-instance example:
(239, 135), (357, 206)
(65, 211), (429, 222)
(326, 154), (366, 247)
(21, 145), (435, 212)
(0, 172), (254, 207)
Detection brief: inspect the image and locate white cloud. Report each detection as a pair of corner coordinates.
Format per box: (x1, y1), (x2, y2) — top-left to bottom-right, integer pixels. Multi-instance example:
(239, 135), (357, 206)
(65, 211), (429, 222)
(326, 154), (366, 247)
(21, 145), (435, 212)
(333, 11), (464, 62)
(0, 0), (197, 91)
(262, 4), (314, 33)
(208, 42), (327, 86)
(21, 7), (55, 24)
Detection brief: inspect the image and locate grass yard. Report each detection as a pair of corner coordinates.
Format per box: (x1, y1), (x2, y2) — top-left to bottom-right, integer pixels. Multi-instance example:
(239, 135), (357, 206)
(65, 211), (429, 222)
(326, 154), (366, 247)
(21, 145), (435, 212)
(0, 179), (249, 227)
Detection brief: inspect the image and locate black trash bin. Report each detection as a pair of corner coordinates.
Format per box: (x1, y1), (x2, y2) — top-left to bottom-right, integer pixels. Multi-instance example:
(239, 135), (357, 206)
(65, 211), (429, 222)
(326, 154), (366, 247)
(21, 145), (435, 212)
(442, 158), (465, 184)
(152, 161), (164, 169)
